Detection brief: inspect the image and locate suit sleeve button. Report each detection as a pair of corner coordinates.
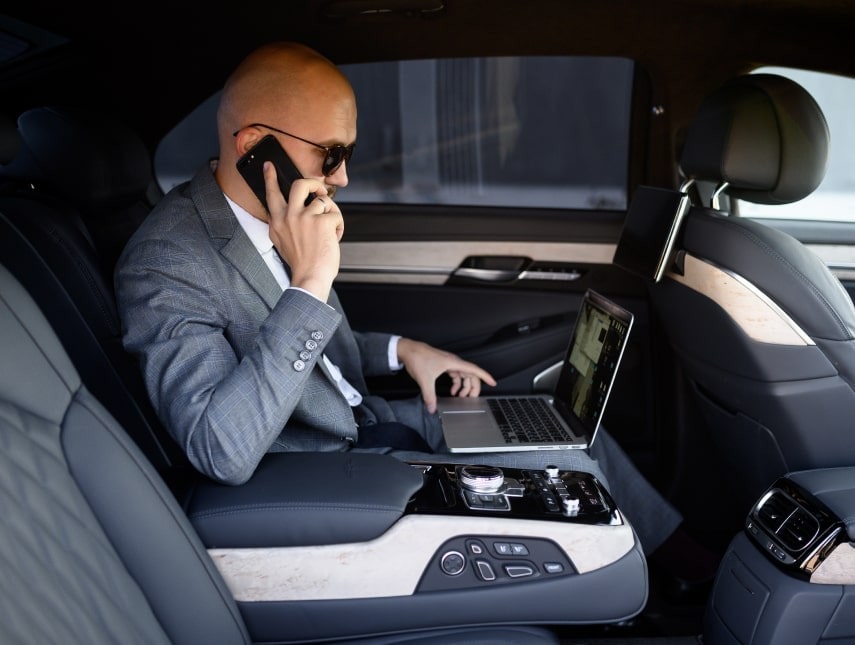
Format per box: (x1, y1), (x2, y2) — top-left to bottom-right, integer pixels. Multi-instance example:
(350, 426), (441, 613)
(311, 330), (324, 341)
(293, 360), (306, 372)
(305, 339), (318, 351)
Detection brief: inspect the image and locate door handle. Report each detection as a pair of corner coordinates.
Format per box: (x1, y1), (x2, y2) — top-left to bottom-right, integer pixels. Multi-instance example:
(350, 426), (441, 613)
(452, 256), (584, 283)
(452, 266), (523, 282)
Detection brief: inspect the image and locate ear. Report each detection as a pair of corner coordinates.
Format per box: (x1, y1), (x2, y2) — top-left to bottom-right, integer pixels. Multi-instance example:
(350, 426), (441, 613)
(235, 127), (264, 156)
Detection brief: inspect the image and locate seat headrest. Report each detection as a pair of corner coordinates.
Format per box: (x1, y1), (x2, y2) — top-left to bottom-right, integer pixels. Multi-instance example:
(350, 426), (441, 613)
(680, 73), (829, 205)
(0, 113), (21, 166)
(0, 106), (152, 209)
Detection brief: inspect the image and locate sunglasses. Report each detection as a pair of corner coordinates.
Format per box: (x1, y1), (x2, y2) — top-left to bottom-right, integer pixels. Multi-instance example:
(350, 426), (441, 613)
(233, 123), (355, 176)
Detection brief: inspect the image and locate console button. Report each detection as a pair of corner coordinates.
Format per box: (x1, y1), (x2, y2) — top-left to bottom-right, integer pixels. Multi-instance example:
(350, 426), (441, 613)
(544, 562), (564, 574)
(475, 559), (496, 581)
(510, 543), (529, 556)
(440, 551), (466, 576)
(462, 490), (511, 511)
(493, 542), (512, 556)
(541, 492), (560, 511)
(561, 497), (580, 514)
(504, 564), (535, 578)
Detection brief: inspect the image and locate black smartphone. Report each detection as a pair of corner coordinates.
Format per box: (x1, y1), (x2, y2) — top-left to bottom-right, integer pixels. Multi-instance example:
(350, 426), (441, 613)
(236, 134), (314, 209)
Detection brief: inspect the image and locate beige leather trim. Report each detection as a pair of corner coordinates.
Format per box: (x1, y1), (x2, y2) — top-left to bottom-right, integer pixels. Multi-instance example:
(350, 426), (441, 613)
(665, 253), (814, 346)
(209, 513), (636, 601)
(810, 542), (855, 585)
(337, 241), (615, 284)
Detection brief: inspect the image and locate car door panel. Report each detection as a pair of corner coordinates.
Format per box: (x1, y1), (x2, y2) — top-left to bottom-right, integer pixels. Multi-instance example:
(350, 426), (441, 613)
(333, 210), (657, 466)
(335, 280), (579, 397)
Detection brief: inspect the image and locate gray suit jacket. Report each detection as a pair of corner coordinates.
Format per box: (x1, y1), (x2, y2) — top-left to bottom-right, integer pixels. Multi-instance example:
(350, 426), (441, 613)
(115, 164), (394, 484)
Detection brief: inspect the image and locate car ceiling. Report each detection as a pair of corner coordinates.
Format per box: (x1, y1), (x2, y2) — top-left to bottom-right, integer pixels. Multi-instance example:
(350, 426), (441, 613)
(2, 0), (854, 155)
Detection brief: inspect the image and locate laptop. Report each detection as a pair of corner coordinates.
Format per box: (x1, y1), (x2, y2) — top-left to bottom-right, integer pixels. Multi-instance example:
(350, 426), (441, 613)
(437, 289), (634, 453)
(612, 185), (691, 282)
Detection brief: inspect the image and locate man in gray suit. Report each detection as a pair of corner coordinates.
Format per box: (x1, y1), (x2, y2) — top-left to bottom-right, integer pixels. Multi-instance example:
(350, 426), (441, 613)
(116, 41), (695, 563)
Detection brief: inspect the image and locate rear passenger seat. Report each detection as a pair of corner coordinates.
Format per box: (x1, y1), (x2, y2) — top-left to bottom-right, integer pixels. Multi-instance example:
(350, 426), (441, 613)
(0, 106), (194, 490)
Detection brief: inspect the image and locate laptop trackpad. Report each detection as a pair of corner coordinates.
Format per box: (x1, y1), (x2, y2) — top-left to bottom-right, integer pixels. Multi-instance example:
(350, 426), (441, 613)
(437, 398), (501, 450)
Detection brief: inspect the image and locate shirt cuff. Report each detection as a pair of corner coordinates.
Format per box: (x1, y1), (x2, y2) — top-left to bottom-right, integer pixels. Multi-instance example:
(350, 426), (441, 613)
(388, 335), (403, 371)
(288, 286), (335, 310)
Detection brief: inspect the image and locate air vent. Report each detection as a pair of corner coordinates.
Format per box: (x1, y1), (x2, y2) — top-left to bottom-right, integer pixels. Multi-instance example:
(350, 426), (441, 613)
(755, 490), (797, 532)
(777, 507), (820, 552)
(746, 478), (845, 576)
(755, 489), (819, 553)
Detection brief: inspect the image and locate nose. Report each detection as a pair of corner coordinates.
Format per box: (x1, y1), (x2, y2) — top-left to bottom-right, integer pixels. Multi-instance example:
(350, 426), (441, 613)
(327, 160), (349, 188)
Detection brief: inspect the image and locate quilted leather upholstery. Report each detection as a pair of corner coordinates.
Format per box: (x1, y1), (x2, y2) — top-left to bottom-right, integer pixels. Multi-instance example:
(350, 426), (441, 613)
(0, 264), (249, 644)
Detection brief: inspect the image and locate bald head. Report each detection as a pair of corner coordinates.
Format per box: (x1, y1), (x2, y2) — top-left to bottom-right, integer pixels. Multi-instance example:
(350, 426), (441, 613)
(218, 42), (354, 145)
(215, 42), (357, 213)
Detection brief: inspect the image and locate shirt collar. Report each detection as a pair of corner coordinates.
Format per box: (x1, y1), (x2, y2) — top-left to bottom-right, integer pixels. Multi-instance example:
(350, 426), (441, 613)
(225, 194), (273, 255)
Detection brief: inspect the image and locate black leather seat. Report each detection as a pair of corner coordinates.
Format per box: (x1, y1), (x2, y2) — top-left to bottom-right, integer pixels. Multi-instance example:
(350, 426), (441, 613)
(3, 105), (160, 275)
(0, 107), (191, 486)
(0, 260), (561, 643)
(651, 73), (855, 510)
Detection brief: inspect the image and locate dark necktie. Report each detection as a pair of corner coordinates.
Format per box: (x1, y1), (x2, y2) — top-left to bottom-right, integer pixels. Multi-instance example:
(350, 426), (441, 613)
(272, 247), (292, 280)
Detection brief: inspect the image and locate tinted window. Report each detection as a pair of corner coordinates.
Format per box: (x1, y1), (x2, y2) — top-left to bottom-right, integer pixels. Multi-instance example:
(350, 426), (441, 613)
(339, 56), (633, 210)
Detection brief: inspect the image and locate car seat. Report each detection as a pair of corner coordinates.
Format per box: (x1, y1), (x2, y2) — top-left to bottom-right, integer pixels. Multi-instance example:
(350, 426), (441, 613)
(0, 107), (191, 487)
(0, 260), (562, 644)
(651, 73), (855, 511)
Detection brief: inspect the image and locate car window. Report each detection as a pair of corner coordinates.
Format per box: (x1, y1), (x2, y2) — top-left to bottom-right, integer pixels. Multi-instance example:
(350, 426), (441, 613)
(154, 56), (634, 211)
(339, 56), (633, 210)
(740, 67), (855, 222)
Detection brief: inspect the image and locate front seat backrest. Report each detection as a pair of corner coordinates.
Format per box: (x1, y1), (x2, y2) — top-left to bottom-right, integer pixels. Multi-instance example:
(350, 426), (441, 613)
(652, 74), (854, 508)
(0, 262), (250, 644)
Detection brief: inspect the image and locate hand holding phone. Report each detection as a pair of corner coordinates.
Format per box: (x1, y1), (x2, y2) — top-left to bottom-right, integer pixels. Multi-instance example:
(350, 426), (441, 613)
(236, 134), (315, 210)
(238, 134), (340, 301)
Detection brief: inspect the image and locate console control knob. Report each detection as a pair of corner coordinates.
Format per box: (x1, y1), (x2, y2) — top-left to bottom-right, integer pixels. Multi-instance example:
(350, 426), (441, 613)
(459, 465), (504, 493)
(562, 496), (580, 515)
(440, 550), (466, 576)
(544, 465), (560, 478)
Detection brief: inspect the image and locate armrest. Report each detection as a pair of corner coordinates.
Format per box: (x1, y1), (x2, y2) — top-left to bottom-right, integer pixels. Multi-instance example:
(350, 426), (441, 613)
(787, 466), (855, 541)
(184, 452), (425, 548)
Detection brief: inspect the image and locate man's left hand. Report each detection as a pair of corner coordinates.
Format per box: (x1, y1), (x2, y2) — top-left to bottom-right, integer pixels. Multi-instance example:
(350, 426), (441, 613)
(396, 338), (497, 414)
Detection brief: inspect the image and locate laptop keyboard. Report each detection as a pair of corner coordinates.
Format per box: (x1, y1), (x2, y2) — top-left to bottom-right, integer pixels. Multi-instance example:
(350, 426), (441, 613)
(487, 397), (571, 444)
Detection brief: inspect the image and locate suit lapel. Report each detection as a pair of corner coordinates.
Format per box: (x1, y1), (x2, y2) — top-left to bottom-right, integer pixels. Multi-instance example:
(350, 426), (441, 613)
(190, 168), (282, 309)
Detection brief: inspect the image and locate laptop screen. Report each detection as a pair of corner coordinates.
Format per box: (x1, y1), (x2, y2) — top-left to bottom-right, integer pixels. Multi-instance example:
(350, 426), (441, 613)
(613, 185), (690, 282)
(552, 290), (634, 443)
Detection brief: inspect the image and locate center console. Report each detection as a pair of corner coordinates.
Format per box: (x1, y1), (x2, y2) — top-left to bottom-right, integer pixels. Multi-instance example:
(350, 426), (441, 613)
(184, 452), (646, 643)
